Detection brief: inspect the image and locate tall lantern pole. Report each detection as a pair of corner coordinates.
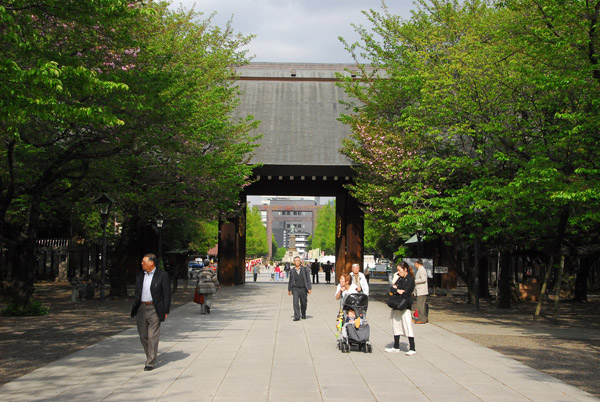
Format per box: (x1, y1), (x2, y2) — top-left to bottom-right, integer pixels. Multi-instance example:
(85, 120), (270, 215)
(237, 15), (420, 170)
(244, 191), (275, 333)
(94, 194), (115, 306)
(416, 228), (424, 259)
(156, 212), (164, 269)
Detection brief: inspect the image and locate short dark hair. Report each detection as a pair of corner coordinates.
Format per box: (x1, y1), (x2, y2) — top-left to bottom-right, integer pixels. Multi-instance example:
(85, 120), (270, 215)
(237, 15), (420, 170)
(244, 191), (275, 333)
(416, 259), (423, 266)
(144, 253), (158, 267)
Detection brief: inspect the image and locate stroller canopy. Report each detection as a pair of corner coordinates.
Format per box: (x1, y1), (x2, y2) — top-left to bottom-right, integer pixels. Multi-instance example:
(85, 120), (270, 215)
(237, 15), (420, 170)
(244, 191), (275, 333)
(343, 293), (368, 311)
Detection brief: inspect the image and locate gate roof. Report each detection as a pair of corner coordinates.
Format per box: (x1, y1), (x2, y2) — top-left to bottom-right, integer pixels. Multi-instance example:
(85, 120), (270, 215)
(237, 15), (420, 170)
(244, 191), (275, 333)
(234, 63), (359, 172)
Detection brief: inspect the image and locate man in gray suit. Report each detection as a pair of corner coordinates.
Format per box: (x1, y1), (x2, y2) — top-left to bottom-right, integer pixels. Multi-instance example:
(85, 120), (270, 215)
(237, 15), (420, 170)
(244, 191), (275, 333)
(131, 253), (171, 371)
(288, 256), (312, 321)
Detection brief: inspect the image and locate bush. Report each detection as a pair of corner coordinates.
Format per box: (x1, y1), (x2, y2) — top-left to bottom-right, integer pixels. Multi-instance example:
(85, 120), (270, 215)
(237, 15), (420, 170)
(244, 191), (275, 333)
(2, 299), (50, 316)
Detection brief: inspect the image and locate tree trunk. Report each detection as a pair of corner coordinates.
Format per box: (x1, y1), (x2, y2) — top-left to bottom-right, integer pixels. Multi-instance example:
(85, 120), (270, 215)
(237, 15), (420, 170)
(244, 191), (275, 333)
(553, 254), (565, 324)
(574, 255), (590, 303)
(5, 238), (36, 307)
(534, 256), (553, 321)
(463, 248), (476, 305)
(498, 251), (512, 309)
(479, 253), (490, 298)
(109, 252), (128, 298)
(6, 189), (45, 307)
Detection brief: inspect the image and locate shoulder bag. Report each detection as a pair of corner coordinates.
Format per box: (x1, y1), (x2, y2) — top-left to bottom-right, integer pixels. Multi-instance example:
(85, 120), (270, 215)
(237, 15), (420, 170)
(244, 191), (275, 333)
(387, 292), (409, 310)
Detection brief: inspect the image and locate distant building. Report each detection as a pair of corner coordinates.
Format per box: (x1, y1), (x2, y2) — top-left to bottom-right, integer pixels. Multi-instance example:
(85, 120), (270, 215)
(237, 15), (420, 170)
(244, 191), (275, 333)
(255, 196), (323, 260)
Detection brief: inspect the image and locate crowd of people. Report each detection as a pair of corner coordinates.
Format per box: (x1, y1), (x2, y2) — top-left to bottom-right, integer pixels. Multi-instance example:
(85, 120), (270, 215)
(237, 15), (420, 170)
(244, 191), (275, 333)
(132, 253), (428, 371)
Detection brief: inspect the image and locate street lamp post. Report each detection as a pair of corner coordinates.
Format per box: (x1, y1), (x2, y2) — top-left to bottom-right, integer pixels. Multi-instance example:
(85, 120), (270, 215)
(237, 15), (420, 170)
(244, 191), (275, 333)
(94, 193), (115, 306)
(416, 228), (424, 259)
(156, 212), (164, 269)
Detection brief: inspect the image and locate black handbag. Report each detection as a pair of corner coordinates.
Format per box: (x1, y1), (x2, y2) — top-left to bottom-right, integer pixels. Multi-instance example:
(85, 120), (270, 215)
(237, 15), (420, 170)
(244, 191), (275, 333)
(387, 293), (409, 310)
(130, 299), (141, 318)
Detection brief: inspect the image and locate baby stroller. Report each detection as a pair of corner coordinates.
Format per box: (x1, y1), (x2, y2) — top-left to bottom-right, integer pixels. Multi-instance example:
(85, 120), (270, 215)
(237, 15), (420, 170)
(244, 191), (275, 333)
(336, 293), (372, 353)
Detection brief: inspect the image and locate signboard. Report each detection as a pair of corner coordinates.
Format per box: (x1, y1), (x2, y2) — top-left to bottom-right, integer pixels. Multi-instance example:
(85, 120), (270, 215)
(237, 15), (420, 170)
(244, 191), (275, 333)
(434, 266), (448, 274)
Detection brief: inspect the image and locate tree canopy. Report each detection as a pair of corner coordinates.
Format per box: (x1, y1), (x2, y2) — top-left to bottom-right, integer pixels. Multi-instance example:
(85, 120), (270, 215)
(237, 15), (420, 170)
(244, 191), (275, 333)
(339, 0), (600, 302)
(0, 0), (258, 304)
(309, 201), (335, 255)
(245, 205), (268, 258)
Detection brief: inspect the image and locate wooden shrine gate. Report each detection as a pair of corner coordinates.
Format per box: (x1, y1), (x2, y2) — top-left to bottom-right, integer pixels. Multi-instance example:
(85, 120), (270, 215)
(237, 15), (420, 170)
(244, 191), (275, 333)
(218, 63), (366, 285)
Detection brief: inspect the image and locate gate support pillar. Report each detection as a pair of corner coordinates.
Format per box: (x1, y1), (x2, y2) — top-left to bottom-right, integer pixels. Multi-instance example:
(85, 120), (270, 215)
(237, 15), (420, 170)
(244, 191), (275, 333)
(335, 190), (364, 283)
(218, 202), (247, 286)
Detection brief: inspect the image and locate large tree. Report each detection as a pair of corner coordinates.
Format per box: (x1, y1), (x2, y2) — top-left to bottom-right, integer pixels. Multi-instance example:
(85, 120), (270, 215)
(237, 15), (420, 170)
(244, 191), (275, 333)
(339, 0), (600, 304)
(1, 0), (147, 304)
(0, 1), (258, 305)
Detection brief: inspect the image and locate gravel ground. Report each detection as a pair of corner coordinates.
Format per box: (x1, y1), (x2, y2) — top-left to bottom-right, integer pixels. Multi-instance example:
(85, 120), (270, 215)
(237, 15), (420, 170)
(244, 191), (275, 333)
(1, 280), (599, 398)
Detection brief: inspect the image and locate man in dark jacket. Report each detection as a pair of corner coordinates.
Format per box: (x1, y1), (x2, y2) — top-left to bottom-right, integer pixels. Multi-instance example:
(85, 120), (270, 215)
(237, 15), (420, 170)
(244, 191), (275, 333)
(132, 253), (171, 371)
(288, 256), (312, 321)
(310, 259), (320, 284)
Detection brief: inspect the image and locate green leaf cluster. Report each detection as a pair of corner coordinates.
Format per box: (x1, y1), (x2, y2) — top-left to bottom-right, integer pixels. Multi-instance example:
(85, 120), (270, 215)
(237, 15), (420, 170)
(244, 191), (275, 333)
(0, 1), (259, 301)
(339, 0), (600, 259)
(310, 201), (336, 255)
(245, 205), (268, 257)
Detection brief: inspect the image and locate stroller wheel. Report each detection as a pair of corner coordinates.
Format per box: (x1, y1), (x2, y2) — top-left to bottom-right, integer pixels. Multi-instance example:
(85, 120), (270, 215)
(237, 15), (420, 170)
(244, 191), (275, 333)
(337, 339), (341, 350)
(367, 343), (373, 353)
(343, 343), (350, 353)
(362, 343), (368, 353)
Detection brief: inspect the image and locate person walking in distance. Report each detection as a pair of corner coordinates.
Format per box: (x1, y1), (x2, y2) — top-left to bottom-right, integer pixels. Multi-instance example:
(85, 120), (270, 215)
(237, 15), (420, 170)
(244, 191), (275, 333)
(196, 259), (219, 314)
(413, 259), (429, 323)
(385, 261), (416, 355)
(323, 260), (333, 284)
(311, 258), (320, 284)
(131, 253), (171, 371)
(288, 256), (312, 321)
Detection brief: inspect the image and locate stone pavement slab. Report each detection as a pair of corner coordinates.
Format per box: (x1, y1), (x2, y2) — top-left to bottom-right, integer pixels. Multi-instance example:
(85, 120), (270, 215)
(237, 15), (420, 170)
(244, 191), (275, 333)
(1, 273), (598, 402)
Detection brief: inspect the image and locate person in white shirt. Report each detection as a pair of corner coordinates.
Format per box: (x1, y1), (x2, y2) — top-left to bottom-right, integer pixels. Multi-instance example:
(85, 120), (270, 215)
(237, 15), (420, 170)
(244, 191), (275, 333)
(131, 253), (171, 371)
(349, 263), (369, 295)
(335, 273), (358, 301)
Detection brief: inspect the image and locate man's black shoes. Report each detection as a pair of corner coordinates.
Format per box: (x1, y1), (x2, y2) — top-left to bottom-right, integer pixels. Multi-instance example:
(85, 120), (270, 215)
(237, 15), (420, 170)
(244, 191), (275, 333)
(144, 366), (154, 371)
(293, 318), (300, 321)
(302, 315), (306, 319)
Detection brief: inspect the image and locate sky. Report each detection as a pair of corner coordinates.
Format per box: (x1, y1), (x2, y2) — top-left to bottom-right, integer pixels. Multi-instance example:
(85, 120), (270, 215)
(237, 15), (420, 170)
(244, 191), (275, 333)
(168, 0), (417, 63)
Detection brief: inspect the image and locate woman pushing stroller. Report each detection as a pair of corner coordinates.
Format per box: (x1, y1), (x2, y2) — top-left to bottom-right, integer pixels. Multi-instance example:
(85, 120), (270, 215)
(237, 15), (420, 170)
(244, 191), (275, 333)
(335, 272), (372, 353)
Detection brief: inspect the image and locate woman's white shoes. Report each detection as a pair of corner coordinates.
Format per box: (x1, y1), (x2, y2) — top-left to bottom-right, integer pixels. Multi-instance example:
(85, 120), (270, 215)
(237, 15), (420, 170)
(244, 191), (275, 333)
(385, 347), (416, 355)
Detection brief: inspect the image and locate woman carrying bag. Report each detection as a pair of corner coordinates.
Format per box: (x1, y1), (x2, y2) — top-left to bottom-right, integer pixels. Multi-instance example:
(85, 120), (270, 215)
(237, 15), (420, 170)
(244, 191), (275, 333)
(194, 259), (219, 314)
(385, 261), (417, 355)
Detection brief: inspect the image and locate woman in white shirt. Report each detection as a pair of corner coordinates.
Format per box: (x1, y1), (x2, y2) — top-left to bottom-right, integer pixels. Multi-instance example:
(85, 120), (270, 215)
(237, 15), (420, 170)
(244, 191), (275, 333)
(335, 273), (358, 301)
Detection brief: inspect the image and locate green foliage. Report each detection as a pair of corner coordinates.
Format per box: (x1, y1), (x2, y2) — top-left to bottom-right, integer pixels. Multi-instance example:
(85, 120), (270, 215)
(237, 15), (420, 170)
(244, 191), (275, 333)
(0, 0), (259, 306)
(246, 206), (268, 257)
(273, 246), (287, 261)
(310, 202), (336, 254)
(339, 0), (600, 259)
(188, 220), (218, 253)
(2, 298), (49, 317)
(272, 234), (287, 260)
(364, 214), (402, 258)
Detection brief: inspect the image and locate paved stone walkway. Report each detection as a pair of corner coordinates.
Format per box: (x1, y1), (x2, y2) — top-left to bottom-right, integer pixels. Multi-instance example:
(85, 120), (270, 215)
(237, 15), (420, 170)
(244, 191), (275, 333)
(1, 273), (597, 401)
